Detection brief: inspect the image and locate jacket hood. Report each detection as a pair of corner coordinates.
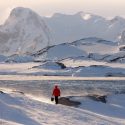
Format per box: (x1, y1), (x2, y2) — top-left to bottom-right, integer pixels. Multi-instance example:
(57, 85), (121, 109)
(55, 85), (58, 88)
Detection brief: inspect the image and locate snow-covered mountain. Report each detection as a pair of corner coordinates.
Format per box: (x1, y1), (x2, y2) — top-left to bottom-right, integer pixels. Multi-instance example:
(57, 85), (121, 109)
(0, 7), (125, 64)
(33, 37), (119, 61)
(0, 7), (53, 56)
(44, 12), (125, 44)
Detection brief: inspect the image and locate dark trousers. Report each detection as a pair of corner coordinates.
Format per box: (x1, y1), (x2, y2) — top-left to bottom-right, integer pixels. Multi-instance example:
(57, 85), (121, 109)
(55, 96), (59, 104)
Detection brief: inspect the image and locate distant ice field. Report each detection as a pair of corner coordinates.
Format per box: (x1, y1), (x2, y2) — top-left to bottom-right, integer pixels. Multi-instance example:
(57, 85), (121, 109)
(0, 80), (125, 98)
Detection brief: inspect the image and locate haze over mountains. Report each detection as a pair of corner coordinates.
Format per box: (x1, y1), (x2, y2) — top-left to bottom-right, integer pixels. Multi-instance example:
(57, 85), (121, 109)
(44, 12), (125, 44)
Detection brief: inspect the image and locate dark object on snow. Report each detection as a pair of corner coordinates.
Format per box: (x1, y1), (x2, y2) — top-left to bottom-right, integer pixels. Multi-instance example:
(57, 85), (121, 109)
(119, 46), (125, 51)
(51, 97), (54, 101)
(56, 62), (66, 69)
(88, 95), (107, 103)
(106, 72), (125, 77)
(0, 91), (4, 94)
(12, 90), (24, 94)
(58, 97), (81, 107)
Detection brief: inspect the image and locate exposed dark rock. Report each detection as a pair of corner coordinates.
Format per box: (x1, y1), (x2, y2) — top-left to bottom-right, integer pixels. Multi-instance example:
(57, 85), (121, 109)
(0, 91), (5, 94)
(33, 60), (42, 62)
(119, 46), (125, 51)
(109, 56), (125, 62)
(88, 94), (107, 103)
(56, 62), (66, 69)
(59, 95), (107, 108)
(12, 90), (24, 94)
(89, 65), (106, 68)
(88, 53), (94, 58)
(59, 97), (81, 107)
(106, 72), (125, 77)
(32, 45), (54, 57)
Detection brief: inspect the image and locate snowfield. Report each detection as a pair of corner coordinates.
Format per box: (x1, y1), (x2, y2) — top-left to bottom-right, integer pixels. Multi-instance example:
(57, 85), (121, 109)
(0, 84), (125, 125)
(0, 60), (125, 77)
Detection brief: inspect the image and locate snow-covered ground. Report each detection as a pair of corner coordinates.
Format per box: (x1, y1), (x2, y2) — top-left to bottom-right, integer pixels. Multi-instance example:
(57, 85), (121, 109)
(0, 80), (125, 125)
(0, 60), (125, 77)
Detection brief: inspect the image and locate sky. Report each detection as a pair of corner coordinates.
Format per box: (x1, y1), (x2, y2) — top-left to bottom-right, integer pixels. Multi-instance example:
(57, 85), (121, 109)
(0, 0), (125, 24)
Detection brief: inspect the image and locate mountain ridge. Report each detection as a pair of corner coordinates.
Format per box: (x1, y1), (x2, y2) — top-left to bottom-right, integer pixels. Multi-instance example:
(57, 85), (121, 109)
(0, 7), (53, 56)
(0, 7), (125, 57)
(44, 11), (125, 44)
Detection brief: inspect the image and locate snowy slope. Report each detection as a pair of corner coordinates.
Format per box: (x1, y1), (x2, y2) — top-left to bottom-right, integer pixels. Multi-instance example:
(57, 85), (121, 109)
(33, 43), (87, 60)
(1, 36), (123, 63)
(34, 61), (66, 70)
(0, 89), (125, 125)
(6, 55), (34, 63)
(71, 37), (119, 55)
(34, 37), (119, 61)
(72, 65), (125, 77)
(0, 7), (53, 56)
(46, 43), (87, 60)
(0, 55), (7, 62)
(44, 12), (125, 43)
(0, 60), (125, 77)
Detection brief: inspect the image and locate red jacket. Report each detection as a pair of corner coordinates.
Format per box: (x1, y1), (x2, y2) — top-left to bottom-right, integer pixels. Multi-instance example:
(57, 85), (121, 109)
(52, 86), (61, 96)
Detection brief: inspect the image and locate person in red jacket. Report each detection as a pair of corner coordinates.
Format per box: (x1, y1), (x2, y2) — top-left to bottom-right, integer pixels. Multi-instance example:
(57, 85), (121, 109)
(52, 85), (61, 104)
